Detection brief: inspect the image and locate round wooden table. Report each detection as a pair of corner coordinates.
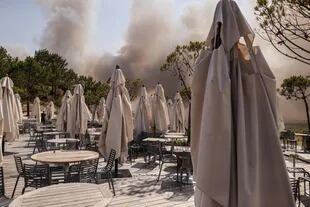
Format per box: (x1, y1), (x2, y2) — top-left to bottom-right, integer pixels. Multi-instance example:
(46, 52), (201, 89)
(9, 183), (112, 207)
(31, 150), (99, 164)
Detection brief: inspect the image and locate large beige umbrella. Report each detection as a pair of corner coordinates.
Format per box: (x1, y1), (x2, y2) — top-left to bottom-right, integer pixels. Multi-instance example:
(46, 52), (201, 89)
(191, 0), (294, 206)
(97, 97), (107, 123)
(152, 83), (169, 134)
(172, 92), (185, 133)
(98, 67), (133, 163)
(0, 76), (19, 164)
(31, 97), (41, 123)
(134, 85), (152, 140)
(67, 84), (92, 138)
(56, 90), (72, 132)
(15, 93), (23, 122)
(46, 101), (55, 120)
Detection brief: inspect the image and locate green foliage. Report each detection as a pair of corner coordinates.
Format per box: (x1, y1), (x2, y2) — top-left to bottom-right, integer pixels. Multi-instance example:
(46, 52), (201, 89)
(279, 75), (310, 100)
(255, 0), (310, 65)
(280, 75), (310, 133)
(0, 46), (110, 107)
(161, 41), (207, 99)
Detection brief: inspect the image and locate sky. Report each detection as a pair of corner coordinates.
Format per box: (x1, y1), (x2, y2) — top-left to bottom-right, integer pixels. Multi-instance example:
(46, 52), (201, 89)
(0, 0), (309, 123)
(0, 0), (197, 55)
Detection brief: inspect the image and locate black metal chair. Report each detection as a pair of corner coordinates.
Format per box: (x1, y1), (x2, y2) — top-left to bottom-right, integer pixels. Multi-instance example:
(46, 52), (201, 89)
(98, 149), (116, 196)
(0, 167), (12, 206)
(178, 153), (193, 184)
(290, 178), (300, 205)
(11, 156), (25, 198)
(79, 158), (99, 183)
(35, 138), (48, 153)
(157, 143), (177, 182)
(22, 164), (50, 194)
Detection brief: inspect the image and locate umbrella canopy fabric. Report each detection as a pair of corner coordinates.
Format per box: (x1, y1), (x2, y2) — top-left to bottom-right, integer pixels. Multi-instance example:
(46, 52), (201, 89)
(0, 76), (19, 141)
(191, 1), (294, 207)
(46, 101), (55, 120)
(67, 85), (92, 137)
(15, 94), (23, 122)
(152, 83), (169, 134)
(56, 90), (72, 132)
(134, 86), (152, 139)
(98, 68), (133, 162)
(31, 97), (41, 123)
(172, 92), (185, 133)
(97, 97), (107, 123)
(167, 99), (174, 129)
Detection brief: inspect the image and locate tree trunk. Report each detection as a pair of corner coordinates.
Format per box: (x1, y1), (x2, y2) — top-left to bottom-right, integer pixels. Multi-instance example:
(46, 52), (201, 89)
(187, 102), (191, 145)
(303, 98), (310, 150)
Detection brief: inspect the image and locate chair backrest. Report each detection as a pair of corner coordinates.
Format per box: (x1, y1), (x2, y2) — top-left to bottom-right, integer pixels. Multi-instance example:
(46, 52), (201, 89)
(14, 156), (24, 175)
(0, 167), (5, 196)
(290, 178), (299, 201)
(80, 158), (99, 182)
(23, 164), (50, 187)
(36, 139), (47, 152)
(106, 149), (116, 171)
(65, 141), (77, 150)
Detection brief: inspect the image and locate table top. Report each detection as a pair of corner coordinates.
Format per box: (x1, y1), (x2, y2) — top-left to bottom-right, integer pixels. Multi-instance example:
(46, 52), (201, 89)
(173, 146), (191, 153)
(89, 132), (102, 136)
(42, 131), (68, 135)
(47, 138), (80, 144)
(143, 137), (167, 142)
(9, 183), (112, 207)
(295, 133), (310, 137)
(31, 150), (99, 164)
(163, 134), (188, 139)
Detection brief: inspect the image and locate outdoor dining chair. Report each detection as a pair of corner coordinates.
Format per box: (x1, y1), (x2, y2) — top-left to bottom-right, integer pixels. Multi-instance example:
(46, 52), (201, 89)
(157, 143), (177, 182)
(290, 178), (300, 206)
(97, 149), (116, 196)
(11, 156), (24, 198)
(22, 163), (50, 194)
(0, 167), (12, 206)
(79, 158), (99, 183)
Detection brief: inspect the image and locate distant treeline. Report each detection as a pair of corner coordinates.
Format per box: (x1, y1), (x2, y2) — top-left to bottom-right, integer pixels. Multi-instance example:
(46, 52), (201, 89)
(0, 47), (142, 107)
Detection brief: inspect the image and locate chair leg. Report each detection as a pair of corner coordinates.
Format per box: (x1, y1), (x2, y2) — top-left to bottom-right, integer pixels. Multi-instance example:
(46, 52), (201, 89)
(109, 172), (115, 196)
(11, 175), (20, 198)
(106, 173), (111, 189)
(157, 162), (163, 182)
(22, 186), (26, 195)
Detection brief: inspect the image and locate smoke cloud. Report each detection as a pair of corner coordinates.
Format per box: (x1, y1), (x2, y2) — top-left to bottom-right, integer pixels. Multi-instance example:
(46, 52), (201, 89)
(38, 0), (93, 73)
(34, 0), (309, 124)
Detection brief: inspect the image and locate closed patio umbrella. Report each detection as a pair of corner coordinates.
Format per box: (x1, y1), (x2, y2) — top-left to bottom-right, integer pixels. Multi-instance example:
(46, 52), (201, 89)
(172, 92), (185, 133)
(46, 101), (55, 120)
(152, 83), (169, 134)
(191, 0), (294, 206)
(98, 66), (133, 163)
(67, 84), (92, 138)
(134, 85), (152, 141)
(0, 76), (19, 164)
(97, 97), (107, 123)
(167, 99), (174, 129)
(15, 93), (23, 122)
(31, 97), (41, 123)
(56, 90), (72, 132)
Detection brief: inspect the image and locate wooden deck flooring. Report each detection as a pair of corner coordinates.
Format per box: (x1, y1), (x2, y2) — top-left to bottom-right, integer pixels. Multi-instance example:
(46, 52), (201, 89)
(2, 134), (195, 207)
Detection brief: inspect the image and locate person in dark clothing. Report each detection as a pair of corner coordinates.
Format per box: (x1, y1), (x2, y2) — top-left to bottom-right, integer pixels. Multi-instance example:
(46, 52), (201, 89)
(41, 111), (46, 124)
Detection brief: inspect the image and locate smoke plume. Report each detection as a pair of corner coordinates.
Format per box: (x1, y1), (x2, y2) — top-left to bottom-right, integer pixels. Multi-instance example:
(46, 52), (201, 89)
(38, 0), (93, 73)
(35, 0), (309, 124)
